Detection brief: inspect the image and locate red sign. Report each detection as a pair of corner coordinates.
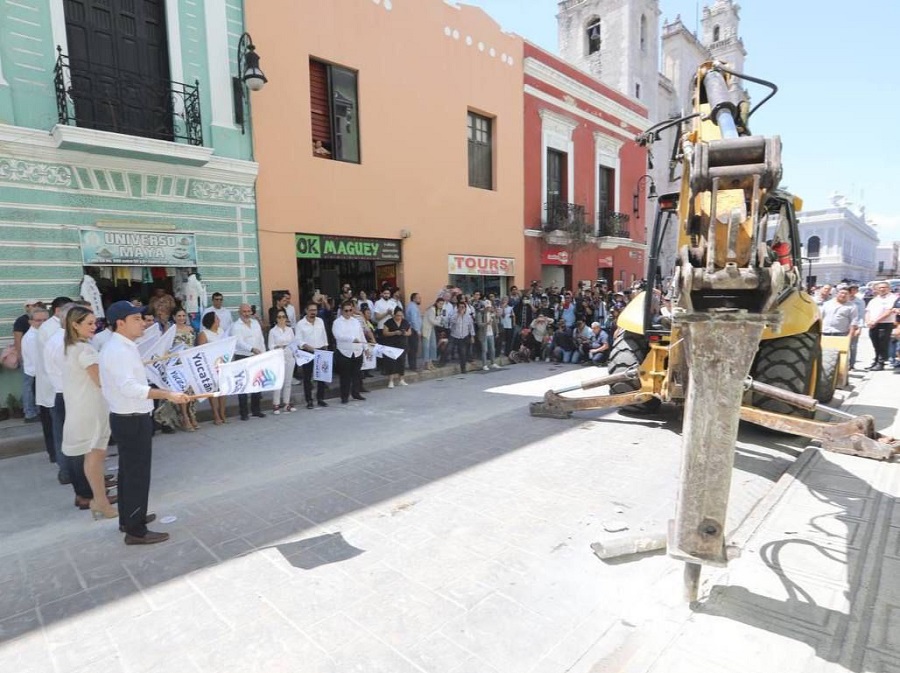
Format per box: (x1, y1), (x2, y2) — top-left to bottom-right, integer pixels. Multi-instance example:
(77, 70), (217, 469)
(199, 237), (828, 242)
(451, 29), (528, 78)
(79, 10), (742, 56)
(447, 254), (516, 276)
(542, 248), (570, 265)
(597, 255), (614, 269)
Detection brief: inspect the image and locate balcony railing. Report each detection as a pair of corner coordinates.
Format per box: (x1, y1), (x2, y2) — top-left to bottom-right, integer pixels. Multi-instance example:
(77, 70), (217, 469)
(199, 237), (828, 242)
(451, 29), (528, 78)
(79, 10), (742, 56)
(596, 210), (631, 238)
(543, 201), (588, 234)
(54, 47), (203, 146)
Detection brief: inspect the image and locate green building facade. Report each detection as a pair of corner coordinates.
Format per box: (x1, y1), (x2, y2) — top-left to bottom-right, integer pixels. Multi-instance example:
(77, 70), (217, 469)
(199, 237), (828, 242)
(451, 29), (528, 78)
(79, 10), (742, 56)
(0, 0), (261, 408)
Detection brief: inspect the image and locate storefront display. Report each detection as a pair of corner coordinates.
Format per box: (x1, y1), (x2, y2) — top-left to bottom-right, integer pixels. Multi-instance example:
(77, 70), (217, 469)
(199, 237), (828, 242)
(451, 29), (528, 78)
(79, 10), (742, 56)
(447, 254), (515, 297)
(296, 233), (402, 301)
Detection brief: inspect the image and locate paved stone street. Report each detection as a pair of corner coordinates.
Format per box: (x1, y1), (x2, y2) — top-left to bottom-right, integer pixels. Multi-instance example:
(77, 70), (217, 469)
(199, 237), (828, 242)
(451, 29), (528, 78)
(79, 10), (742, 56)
(0, 350), (893, 673)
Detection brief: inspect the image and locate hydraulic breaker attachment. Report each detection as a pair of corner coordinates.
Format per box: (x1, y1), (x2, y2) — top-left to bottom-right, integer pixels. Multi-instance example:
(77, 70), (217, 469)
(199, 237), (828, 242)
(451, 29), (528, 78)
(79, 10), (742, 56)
(528, 367), (654, 419)
(667, 311), (776, 601)
(741, 378), (900, 461)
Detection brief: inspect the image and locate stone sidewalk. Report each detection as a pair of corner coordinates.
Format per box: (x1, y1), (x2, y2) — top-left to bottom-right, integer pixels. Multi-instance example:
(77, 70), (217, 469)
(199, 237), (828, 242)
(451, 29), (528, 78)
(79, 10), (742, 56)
(572, 364), (900, 673)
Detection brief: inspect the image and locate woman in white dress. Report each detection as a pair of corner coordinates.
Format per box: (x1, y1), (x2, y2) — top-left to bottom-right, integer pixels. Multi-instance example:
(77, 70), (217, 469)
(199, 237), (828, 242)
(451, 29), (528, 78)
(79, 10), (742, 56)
(62, 306), (115, 519)
(267, 310), (295, 413)
(198, 311), (227, 425)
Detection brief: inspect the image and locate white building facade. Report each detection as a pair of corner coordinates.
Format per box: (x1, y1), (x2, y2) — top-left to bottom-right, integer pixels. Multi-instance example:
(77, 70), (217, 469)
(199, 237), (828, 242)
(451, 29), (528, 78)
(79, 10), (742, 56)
(797, 197), (879, 286)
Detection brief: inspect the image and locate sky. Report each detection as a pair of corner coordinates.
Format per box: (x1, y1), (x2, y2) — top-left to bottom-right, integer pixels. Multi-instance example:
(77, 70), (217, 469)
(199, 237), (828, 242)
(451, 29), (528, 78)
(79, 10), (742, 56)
(460, 0), (900, 244)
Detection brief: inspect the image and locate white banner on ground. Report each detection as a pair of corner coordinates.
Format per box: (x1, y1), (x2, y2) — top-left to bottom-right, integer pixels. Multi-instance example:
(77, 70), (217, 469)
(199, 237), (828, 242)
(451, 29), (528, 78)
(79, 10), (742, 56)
(361, 344), (377, 371)
(291, 343), (315, 367)
(216, 348), (285, 396)
(178, 336), (237, 395)
(313, 349), (333, 383)
(375, 344), (404, 360)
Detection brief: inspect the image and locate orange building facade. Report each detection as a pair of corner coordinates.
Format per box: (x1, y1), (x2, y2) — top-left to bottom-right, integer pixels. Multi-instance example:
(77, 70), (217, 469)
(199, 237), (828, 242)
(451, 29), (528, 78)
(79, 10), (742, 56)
(247, 0), (524, 313)
(522, 42), (650, 291)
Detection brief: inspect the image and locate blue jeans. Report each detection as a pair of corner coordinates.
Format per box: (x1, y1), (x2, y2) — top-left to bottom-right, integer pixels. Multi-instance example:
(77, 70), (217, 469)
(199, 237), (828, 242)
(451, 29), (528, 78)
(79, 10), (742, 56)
(22, 372), (38, 419)
(482, 334), (496, 365)
(50, 393), (72, 481)
(553, 347), (580, 364)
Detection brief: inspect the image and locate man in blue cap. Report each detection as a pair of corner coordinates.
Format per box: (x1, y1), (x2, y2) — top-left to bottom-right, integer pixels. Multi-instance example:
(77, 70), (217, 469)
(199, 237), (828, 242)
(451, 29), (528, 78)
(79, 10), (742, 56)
(99, 300), (189, 545)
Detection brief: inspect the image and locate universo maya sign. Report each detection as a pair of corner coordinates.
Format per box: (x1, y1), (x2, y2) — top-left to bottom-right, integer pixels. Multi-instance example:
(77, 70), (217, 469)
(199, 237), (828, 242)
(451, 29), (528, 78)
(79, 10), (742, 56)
(80, 229), (198, 266)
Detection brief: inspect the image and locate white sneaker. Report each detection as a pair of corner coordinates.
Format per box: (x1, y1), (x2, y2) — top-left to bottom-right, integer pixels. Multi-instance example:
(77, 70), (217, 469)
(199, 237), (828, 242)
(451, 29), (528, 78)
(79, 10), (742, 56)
(388, 380), (395, 388)
(544, 358), (550, 363)
(399, 379), (408, 386)
(491, 363), (501, 369)
(483, 365), (490, 371)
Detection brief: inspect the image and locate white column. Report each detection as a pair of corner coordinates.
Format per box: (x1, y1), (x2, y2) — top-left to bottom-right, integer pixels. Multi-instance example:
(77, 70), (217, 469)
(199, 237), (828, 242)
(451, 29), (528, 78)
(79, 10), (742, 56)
(204, 0), (233, 129)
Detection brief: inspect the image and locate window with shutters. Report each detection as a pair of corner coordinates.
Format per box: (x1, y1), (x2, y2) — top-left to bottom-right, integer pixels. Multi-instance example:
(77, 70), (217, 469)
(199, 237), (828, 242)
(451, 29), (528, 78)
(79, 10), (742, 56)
(467, 111), (493, 190)
(309, 58), (360, 163)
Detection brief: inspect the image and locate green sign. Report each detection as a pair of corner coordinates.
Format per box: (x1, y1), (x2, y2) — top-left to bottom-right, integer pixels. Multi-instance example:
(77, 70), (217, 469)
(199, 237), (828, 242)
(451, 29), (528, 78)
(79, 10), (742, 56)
(295, 234), (401, 261)
(80, 229), (197, 267)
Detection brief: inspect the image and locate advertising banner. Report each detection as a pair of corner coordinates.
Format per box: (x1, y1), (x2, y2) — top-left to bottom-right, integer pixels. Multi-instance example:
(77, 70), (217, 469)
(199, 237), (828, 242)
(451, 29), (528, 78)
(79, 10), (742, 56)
(179, 337), (237, 395)
(313, 349), (333, 383)
(447, 254), (516, 276)
(81, 230), (197, 267)
(216, 348), (285, 396)
(295, 233), (401, 261)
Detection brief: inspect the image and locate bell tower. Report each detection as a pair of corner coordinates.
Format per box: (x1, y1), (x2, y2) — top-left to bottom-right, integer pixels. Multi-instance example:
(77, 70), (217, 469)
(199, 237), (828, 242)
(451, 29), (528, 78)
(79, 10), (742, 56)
(701, 0), (745, 72)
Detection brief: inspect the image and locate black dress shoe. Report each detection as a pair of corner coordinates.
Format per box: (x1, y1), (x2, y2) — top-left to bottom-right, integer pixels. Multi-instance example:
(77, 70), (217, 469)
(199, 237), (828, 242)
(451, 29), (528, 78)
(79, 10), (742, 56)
(341, 399), (349, 404)
(351, 394), (366, 401)
(359, 387), (370, 393)
(119, 513), (157, 532)
(867, 364), (885, 371)
(306, 401), (314, 409)
(240, 414), (249, 421)
(58, 472), (72, 485)
(124, 530), (169, 545)
(252, 412), (266, 418)
(317, 400), (328, 408)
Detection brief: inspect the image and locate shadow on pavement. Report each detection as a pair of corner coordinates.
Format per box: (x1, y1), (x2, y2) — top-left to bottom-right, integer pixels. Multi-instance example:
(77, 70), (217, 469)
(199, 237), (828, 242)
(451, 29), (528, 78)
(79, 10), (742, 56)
(693, 451), (897, 672)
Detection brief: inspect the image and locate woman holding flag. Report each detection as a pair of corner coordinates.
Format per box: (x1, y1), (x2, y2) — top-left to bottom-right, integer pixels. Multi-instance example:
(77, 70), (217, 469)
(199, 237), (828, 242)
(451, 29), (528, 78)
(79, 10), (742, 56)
(198, 312), (228, 425)
(267, 309), (296, 414)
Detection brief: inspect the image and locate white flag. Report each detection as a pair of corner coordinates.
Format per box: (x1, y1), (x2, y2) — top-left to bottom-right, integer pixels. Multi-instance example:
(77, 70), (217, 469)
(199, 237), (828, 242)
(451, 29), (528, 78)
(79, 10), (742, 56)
(361, 344), (377, 371)
(165, 356), (191, 393)
(375, 344), (404, 360)
(216, 349), (285, 396)
(179, 336), (237, 395)
(141, 325), (177, 388)
(313, 350), (333, 383)
(291, 343), (315, 367)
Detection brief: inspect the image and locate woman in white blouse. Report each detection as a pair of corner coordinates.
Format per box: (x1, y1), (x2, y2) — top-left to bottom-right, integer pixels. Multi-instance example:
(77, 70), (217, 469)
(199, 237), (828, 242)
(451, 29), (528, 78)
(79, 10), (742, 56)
(198, 312), (228, 425)
(267, 310), (295, 413)
(62, 306), (115, 519)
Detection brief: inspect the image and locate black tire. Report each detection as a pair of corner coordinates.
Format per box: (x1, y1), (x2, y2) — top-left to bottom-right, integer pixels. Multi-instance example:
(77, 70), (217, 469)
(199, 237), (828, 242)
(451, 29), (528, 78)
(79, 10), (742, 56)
(608, 331), (661, 412)
(814, 348), (840, 404)
(749, 331), (819, 417)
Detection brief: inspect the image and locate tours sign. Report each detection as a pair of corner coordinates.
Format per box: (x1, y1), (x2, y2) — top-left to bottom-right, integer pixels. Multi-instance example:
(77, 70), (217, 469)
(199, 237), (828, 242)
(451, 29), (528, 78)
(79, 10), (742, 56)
(80, 229), (197, 267)
(295, 234), (401, 261)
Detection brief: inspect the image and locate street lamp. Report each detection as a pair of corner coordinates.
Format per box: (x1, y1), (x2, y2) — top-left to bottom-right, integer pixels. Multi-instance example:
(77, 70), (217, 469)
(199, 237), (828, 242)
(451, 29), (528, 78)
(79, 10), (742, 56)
(632, 174), (657, 219)
(233, 32), (268, 134)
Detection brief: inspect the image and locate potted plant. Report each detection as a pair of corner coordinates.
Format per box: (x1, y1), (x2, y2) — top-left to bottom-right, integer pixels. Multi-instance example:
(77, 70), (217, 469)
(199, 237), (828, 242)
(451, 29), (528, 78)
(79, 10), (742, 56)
(6, 393), (23, 419)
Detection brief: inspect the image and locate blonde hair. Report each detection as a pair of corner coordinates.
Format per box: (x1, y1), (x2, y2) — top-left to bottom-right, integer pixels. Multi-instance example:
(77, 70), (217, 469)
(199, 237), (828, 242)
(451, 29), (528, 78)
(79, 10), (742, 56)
(64, 306), (94, 353)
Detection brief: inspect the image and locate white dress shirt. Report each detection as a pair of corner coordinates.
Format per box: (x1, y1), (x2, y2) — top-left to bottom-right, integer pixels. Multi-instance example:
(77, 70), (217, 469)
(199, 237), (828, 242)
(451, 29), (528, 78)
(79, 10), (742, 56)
(373, 298), (398, 329)
(22, 328), (38, 377)
(44, 330), (66, 395)
(35, 315), (61, 407)
(865, 293), (898, 325)
(230, 318), (266, 356)
(267, 325), (295, 350)
(332, 315), (365, 357)
(285, 304), (297, 327)
(99, 332), (153, 414)
(294, 317), (329, 350)
(91, 327), (114, 352)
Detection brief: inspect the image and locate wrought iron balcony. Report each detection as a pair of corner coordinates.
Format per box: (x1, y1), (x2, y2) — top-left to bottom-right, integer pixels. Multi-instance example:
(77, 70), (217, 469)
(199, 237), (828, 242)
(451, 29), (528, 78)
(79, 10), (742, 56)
(596, 210), (631, 238)
(54, 48), (203, 146)
(542, 201), (588, 234)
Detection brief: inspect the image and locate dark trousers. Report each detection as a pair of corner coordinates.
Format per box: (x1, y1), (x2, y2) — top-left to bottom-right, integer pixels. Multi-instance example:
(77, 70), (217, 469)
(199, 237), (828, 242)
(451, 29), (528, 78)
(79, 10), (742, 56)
(50, 393), (71, 481)
(451, 337), (471, 372)
(501, 328), (514, 357)
(109, 413), (154, 537)
(407, 330), (419, 370)
(301, 360), (326, 402)
(67, 454), (93, 499)
(234, 354), (262, 417)
(39, 405), (54, 462)
(869, 323), (893, 364)
(335, 351), (362, 401)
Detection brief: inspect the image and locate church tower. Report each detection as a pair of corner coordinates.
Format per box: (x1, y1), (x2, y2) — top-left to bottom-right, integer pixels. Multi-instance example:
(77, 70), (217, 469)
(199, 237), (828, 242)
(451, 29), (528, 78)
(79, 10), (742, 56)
(557, 0), (661, 115)
(701, 0), (746, 72)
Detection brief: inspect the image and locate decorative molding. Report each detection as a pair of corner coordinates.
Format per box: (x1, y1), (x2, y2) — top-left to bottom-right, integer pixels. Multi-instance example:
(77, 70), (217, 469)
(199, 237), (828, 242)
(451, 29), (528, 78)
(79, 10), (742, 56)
(51, 125), (215, 166)
(524, 57), (648, 131)
(525, 84), (639, 142)
(189, 180), (255, 204)
(0, 125), (258, 184)
(539, 109), (578, 139)
(593, 132), (623, 164)
(0, 158), (73, 187)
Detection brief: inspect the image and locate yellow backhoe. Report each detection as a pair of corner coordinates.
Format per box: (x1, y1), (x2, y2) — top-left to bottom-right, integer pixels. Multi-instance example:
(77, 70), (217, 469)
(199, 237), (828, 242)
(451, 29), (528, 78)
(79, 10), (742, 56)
(529, 61), (898, 599)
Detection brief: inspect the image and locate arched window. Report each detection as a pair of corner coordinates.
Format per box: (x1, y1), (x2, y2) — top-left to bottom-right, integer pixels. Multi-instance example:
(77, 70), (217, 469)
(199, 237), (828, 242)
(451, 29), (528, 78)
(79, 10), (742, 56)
(807, 236), (821, 259)
(640, 15), (647, 51)
(586, 18), (601, 55)
(713, 25), (720, 42)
